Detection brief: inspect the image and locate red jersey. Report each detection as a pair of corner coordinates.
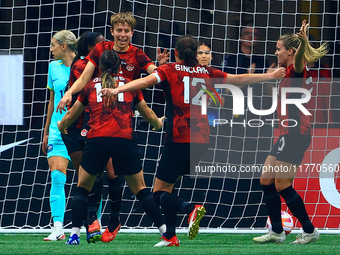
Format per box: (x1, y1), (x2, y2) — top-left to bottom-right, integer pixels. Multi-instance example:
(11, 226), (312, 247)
(304, 64), (332, 125)
(68, 58), (100, 129)
(86, 41), (154, 81)
(153, 62), (227, 143)
(277, 64), (312, 136)
(77, 75), (144, 140)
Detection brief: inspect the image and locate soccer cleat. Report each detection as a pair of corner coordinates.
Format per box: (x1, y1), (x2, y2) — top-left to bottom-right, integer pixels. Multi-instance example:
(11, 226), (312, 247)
(43, 226), (65, 241)
(101, 223), (121, 243)
(86, 218), (102, 243)
(66, 234), (80, 245)
(188, 205), (206, 240)
(253, 230), (286, 244)
(154, 236), (180, 247)
(290, 228), (320, 244)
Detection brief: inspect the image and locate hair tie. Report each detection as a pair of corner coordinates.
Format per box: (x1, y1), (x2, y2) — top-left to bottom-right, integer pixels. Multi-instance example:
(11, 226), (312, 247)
(107, 68), (112, 73)
(54, 35), (64, 44)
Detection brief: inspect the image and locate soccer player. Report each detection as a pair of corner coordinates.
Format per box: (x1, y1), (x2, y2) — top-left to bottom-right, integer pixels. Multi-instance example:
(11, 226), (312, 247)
(42, 30), (77, 241)
(57, 12), (168, 238)
(56, 11), (169, 112)
(58, 50), (165, 245)
(100, 35), (285, 247)
(197, 41), (213, 66)
(61, 31), (122, 243)
(253, 20), (328, 244)
(197, 40), (225, 126)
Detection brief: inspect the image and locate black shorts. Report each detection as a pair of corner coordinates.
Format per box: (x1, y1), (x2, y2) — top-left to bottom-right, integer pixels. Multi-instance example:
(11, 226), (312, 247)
(61, 128), (85, 155)
(81, 137), (141, 176)
(269, 134), (311, 165)
(156, 143), (209, 184)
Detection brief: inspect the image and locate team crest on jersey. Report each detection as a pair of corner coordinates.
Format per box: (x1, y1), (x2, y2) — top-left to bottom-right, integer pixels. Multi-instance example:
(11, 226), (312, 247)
(80, 129), (88, 137)
(126, 64), (134, 71)
(47, 144), (53, 153)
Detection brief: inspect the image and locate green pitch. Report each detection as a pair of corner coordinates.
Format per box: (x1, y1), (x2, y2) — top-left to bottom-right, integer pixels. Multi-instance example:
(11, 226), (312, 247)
(0, 233), (339, 255)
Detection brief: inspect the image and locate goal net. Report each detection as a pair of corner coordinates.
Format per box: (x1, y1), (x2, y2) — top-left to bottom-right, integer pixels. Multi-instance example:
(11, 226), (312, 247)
(0, 0), (339, 232)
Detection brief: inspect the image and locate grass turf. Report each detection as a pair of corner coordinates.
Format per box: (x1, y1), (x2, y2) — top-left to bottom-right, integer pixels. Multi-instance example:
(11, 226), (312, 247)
(0, 233), (339, 255)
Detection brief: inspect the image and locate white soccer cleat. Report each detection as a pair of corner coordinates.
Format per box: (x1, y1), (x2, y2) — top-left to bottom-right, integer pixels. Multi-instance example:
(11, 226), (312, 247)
(253, 230), (286, 244)
(44, 226), (65, 241)
(290, 228), (320, 244)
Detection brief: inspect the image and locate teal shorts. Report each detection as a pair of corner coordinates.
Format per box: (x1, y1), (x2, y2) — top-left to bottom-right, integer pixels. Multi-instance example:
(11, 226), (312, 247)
(47, 138), (71, 160)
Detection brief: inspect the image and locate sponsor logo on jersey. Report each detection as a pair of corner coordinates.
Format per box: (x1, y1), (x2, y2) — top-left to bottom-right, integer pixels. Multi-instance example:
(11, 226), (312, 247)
(126, 64), (134, 71)
(47, 144), (53, 153)
(81, 129), (88, 137)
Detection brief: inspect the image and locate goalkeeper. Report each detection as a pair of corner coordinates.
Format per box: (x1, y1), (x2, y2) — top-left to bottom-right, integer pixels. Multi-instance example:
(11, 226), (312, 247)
(42, 30), (77, 241)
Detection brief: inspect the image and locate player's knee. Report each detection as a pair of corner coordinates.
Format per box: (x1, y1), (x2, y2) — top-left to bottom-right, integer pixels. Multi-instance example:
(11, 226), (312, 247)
(275, 178), (293, 192)
(259, 177), (274, 186)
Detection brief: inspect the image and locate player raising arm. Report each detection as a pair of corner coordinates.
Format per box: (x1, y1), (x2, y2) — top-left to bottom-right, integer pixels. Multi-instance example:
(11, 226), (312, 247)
(56, 12), (169, 113)
(100, 35), (285, 247)
(252, 20), (328, 245)
(61, 31), (126, 243)
(58, 50), (165, 245)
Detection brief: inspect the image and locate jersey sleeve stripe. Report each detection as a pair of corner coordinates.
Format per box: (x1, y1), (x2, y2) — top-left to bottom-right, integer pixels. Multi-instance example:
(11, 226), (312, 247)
(152, 72), (161, 84)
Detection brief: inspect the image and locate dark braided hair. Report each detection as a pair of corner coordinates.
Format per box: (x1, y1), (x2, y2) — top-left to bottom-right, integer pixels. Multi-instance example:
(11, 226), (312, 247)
(176, 35), (198, 66)
(71, 31), (103, 67)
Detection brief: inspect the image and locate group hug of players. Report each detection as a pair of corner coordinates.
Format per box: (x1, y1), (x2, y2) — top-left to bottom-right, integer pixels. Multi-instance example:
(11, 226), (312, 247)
(43, 11), (327, 246)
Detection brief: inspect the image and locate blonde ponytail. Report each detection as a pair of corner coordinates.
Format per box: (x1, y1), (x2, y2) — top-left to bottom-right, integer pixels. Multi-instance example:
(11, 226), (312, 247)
(279, 33), (328, 63)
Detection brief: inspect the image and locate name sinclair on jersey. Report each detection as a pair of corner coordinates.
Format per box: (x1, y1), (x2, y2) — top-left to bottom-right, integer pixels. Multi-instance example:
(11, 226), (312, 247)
(175, 64), (209, 74)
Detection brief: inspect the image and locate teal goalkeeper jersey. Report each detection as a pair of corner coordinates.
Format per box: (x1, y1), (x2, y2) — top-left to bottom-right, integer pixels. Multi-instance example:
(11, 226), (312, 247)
(47, 60), (70, 141)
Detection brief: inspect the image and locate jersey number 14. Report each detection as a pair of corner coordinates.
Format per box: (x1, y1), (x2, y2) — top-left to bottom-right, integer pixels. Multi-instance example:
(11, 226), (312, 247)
(94, 82), (125, 102)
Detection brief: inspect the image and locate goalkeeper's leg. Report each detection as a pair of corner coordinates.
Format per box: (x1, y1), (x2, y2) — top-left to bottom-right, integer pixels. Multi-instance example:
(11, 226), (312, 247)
(44, 156), (68, 242)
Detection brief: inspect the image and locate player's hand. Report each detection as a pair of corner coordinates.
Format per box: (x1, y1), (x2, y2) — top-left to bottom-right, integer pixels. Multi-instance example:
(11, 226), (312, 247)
(57, 121), (68, 134)
(266, 62), (277, 73)
(152, 116), (165, 131)
(42, 134), (48, 155)
(157, 48), (170, 65)
(296, 20), (309, 44)
(56, 91), (71, 113)
(272, 67), (286, 79)
(99, 88), (118, 98)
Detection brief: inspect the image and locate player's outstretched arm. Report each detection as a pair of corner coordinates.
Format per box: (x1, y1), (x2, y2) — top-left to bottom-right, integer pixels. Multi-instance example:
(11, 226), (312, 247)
(135, 99), (165, 131)
(56, 61), (95, 113)
(100, 74), (158, 98)
(225, 67), (286, 86)
(58, 100), (85, 134)
(294, 20), (309, 73)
